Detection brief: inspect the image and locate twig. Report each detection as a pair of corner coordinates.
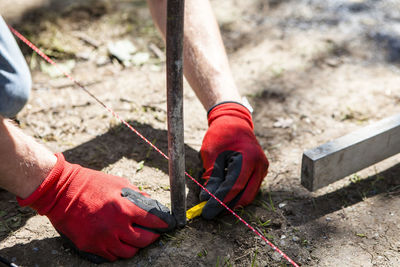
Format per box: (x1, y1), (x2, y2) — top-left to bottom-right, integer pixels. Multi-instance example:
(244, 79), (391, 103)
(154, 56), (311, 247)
(73, 32), (101, 48)
(149, 43), (165, 60)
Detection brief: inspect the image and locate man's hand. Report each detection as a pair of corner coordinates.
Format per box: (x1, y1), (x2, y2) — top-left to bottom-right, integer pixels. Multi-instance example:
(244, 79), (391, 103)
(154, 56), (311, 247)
(199, 102), (269, 219)
(17, 153), (176, 262)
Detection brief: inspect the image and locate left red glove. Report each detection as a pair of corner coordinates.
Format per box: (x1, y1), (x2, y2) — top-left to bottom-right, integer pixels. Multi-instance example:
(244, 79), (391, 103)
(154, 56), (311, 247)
(17, 153), (176, 262)
(200, 102), (269, 219)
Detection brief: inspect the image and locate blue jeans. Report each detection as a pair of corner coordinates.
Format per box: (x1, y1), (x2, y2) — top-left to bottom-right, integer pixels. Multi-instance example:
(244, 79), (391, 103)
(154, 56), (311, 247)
(0, 16), (31, 118)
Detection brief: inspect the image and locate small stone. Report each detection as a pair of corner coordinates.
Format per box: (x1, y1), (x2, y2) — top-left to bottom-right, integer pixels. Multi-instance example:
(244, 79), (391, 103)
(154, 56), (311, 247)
(292, 236), (300, 242)
(273, 118), (293, 129)
(96, 56), (110, 66)
(107, 39), (137, 62)
(76, 51), (91, 61)
(272, 251), (282, 261)
(280, 235), (287, 239)
(40, 60), (75, 78)
(150, 65), (162, 72)
(278, 202), (287, 209)
(326, 217), (332, 222)
(131, 52), (150, 66)
(361, 17), (376, 26)
(325, 57), (340, 67)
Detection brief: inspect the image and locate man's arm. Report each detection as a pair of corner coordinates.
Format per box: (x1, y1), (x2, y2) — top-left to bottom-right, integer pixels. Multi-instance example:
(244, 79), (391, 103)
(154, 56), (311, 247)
(147, 0), (269, 219)
(147, 0), (241, 110)
(0, 13), (176, 262)
(0, 116), (56, 198)
(0, 116), (175, 262)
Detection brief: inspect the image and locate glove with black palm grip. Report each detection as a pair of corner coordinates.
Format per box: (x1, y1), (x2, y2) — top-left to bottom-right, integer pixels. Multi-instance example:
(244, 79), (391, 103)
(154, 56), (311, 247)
(200, 102), (269, 219)
(17, 153), (175, 262)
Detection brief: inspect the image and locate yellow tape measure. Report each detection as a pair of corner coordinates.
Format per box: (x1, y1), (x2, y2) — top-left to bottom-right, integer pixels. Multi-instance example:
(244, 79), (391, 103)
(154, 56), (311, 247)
(186, 201), (207, 220)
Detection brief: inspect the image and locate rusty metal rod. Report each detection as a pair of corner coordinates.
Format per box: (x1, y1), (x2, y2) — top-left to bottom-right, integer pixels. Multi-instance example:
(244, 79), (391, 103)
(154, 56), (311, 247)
(166, 0), (186, 227)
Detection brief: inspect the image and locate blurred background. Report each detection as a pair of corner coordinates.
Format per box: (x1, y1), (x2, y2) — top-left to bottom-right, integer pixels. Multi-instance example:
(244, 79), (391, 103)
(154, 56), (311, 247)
(0, 0), (400, 266)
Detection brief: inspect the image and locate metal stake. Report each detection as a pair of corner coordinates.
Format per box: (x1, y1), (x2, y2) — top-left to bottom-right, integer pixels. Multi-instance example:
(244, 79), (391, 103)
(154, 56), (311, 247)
(166, 0), (186, 227)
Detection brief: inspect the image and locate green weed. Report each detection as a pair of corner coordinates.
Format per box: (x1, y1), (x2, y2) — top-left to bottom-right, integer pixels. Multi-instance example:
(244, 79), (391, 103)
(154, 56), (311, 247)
(251, 249), (258, 267)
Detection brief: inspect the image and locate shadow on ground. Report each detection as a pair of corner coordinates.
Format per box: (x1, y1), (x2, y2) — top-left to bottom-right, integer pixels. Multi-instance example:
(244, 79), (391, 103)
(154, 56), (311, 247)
(1, 115), (400, 241)
(0, 120), (203, 243)
(1, 122), (399, 265)
(263, 162), (400, 227)
(63, 120), (203, 205)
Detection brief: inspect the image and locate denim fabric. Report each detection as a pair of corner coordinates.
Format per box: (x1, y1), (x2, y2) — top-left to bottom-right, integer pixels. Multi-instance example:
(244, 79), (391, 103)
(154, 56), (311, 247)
(0, 16), (31, 118)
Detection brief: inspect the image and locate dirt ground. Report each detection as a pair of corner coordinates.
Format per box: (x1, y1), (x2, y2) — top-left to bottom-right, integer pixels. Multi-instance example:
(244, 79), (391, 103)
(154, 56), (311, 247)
(1, 0), (400, 266)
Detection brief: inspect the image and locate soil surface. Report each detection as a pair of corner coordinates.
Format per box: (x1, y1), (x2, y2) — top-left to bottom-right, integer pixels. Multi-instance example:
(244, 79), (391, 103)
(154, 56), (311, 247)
(1, 0), (400, 266)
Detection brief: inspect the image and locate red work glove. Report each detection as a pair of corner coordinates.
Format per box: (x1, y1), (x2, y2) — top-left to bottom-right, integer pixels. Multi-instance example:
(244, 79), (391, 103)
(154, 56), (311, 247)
(200, 102), (269, 219)
(17, 153), (175, 263)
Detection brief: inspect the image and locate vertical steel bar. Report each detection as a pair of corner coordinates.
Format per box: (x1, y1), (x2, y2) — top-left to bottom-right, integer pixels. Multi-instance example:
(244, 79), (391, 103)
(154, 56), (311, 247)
(166, 0), (186, 227)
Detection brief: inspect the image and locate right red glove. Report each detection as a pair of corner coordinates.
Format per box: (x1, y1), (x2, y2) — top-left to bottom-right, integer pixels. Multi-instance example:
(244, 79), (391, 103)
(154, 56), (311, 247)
(199, 102), (269, 219)
(17, 153), (175, 262)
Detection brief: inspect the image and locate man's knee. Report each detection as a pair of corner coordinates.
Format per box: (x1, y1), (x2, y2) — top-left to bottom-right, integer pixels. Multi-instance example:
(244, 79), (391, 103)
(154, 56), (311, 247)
(0, 15), (32, 118)
(0, 68), (31, 118)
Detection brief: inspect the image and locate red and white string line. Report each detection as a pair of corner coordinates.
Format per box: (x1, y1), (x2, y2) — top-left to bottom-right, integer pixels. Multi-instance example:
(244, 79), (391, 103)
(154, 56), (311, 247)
(8, 25), (299, 267)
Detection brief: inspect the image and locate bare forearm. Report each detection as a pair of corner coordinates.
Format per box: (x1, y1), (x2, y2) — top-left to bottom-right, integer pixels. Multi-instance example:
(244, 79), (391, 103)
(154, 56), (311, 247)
(147, 0), (241, 110)
(0, 116), (56, 198)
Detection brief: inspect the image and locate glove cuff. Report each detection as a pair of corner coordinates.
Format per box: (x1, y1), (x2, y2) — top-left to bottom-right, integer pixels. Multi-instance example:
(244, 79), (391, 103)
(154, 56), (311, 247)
(207, 102), (254, 129)
(207, 101), (251, 115)
(17, 153), (67, 215)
